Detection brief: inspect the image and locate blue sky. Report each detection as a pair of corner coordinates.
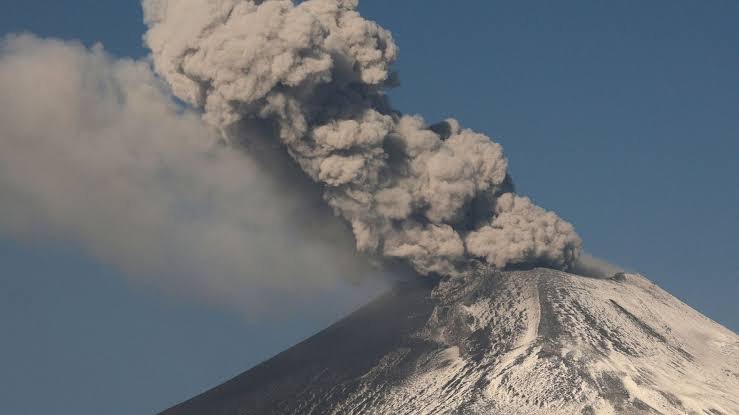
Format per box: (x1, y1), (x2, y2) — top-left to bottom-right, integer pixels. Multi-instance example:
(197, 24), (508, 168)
(1, 1), (737, 414)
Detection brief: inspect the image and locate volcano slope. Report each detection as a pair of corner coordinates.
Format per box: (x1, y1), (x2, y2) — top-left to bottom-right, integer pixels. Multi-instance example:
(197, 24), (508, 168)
(161, 267), (739, 415)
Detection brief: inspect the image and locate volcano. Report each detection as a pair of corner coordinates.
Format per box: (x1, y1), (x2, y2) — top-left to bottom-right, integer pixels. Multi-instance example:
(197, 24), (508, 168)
(160, 267), (739, 415)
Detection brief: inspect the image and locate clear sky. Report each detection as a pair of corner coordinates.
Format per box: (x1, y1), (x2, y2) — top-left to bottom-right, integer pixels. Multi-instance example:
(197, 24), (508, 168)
(1, 1), (737, 414)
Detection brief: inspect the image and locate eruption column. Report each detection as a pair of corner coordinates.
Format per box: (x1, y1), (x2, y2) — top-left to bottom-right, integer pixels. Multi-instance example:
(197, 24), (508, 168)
(142, 0), (582, 276)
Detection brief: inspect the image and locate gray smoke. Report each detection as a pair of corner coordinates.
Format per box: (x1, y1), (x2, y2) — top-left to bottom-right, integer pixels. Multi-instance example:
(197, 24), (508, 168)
(571, 254), (625, 279)
(0, 34), (380, 315)
(142, 0), (582, 277)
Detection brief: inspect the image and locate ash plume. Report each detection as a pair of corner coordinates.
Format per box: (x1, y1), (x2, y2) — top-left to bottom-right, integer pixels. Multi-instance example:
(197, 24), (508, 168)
(142, 0), (582, 277)
(0, 34), (378, 314)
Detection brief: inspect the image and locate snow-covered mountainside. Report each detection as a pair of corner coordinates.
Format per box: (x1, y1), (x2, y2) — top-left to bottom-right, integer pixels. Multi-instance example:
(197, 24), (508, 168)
(161, 267), (739, 415)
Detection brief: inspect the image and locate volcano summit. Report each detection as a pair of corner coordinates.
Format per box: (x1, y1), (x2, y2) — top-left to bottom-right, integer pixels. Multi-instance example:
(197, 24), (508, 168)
(161, 267), (739, 415)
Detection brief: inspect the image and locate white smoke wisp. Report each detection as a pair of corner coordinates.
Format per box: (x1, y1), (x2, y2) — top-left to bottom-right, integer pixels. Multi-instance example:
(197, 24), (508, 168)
(142, 0), (583, 277)
(0, 34), (379, 315)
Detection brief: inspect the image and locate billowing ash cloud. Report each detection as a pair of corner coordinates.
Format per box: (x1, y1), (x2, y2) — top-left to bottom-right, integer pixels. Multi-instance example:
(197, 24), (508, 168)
(0, 34), (379, 314)
(142, 0), (582, 276)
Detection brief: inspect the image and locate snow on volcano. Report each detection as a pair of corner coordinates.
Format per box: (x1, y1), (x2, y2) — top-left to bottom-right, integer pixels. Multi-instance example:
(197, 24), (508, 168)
(160, 267), (739, 415)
